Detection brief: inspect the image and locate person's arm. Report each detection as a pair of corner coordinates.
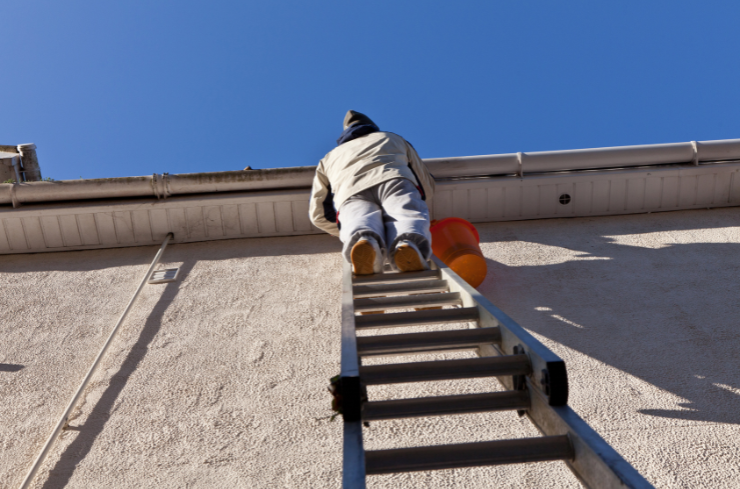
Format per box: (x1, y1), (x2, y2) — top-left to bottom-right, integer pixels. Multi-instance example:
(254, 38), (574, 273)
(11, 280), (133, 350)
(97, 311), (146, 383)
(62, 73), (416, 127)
(406, 141), (436, 211)
(309, 160), (340, 236)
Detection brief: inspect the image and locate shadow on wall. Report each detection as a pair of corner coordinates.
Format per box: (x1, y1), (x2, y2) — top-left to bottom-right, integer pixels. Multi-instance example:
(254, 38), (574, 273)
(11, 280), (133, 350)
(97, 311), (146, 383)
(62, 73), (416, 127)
(0, 233), (341, 274)
(475, 208), (740, 425)
(17, 231), (342, 487)
(477, 207), (740, 241)
(40, 259), (197, 489)
(0, 364), (24, 372)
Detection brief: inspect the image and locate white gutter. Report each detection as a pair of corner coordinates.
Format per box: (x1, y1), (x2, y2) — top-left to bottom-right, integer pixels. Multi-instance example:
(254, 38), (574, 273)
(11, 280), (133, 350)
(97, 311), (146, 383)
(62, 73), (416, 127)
(0, 167), (316, 208)
(425, 138), (740, 178)
(1, 138), (739, 208)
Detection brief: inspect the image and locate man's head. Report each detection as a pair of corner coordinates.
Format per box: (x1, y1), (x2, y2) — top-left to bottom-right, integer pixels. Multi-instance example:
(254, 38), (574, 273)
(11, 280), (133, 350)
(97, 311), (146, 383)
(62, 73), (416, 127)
(343, 110), (377, 130)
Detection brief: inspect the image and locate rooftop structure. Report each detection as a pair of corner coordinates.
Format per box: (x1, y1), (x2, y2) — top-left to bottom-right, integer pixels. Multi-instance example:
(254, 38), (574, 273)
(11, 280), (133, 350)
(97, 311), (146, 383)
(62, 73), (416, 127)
(2, 139), (740, 488)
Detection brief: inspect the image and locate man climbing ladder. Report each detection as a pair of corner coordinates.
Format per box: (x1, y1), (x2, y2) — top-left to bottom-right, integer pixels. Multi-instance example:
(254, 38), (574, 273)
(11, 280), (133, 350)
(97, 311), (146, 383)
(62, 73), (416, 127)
(309, 110), (436, 274)
(317, 112), (654, 488)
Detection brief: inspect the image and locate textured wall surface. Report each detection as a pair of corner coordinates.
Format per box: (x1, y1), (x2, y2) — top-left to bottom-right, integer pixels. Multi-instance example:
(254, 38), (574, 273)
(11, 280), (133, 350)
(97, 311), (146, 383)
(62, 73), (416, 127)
(1, 207), (739, 488)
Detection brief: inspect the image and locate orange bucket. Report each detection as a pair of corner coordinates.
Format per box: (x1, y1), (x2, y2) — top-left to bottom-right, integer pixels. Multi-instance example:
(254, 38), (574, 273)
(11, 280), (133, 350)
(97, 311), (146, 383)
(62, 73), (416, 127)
(430, 218), (488, 288)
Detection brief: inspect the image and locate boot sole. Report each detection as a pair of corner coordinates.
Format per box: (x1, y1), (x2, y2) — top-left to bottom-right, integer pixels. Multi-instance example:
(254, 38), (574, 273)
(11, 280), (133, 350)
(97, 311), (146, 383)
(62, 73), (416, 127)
(394, 245), (427, 273)
(351, 240), (376, 276)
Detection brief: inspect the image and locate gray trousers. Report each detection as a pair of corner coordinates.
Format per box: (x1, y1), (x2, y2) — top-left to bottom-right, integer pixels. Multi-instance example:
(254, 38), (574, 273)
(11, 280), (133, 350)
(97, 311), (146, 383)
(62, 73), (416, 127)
(338, 178), (432, 265)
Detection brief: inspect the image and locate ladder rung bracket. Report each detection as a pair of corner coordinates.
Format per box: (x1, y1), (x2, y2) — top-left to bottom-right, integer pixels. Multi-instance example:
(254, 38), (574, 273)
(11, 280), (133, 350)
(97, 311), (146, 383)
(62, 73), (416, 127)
(353, 279), (449, 298)
(363, 391), (530, 421)
(433, 256), (568, 407)
(354, 292), (462, 312)
(352, 269), (440, 285)
(355, 307), (480, 330)
(360, 354), (530, 385)
(365, 435), (573, 474)
(357, 327), (500, 356)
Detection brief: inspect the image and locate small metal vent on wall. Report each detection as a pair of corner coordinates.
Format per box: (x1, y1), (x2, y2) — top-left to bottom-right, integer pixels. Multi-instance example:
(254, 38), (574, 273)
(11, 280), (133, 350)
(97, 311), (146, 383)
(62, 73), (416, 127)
(149, 268), (180, 284)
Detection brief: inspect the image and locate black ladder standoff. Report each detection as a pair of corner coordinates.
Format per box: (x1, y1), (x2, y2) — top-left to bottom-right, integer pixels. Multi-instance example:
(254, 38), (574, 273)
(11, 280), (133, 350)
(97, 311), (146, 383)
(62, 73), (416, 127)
(337, 256), (654, 489)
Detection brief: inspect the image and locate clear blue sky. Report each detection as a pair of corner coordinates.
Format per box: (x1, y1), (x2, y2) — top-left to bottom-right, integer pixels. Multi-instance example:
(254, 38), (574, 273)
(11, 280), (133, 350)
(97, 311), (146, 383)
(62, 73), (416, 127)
(3, 2), (739, 180)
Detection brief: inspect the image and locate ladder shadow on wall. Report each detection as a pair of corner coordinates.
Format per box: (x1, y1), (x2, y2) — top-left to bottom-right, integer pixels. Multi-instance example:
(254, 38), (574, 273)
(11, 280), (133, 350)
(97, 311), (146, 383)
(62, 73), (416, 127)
(40, 260), (197, 489)
(475, 213), (740, 426)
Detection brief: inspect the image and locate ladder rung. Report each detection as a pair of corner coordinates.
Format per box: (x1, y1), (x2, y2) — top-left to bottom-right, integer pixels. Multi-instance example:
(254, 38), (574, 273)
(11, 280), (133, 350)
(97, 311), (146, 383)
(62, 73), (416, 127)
(365, 435), (573, 474)
(352, 269), (440, 285)
(354, 293), (462, 313)
(363, 391), (530, 421)
(355, 307), (480, 330)
(353, 280), (449, 298)
(357, 328), (501, 356)
(359, 355), (530, 385)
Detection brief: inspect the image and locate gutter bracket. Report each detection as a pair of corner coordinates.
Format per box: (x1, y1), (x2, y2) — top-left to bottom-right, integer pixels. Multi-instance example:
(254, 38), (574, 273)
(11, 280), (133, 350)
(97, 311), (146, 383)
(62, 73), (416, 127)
(516, 152), (524, 179)
(153, 173), (172, 200)
(163, 172), (171, 198)
(9, 156), (21, 207)
(10, 181), (20, 208)
(12, 156), (24, 184)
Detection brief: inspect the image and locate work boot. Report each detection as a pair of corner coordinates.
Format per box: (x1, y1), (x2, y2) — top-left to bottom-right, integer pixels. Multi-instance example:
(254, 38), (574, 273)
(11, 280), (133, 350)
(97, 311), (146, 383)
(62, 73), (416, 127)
(393, 240), (437, 310)
(393, 240), (429, 273)
(351, 238), (382, 275)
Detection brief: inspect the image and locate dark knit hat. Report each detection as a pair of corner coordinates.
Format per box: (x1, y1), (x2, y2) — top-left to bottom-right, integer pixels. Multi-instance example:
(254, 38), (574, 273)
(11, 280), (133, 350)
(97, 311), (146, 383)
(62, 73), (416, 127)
(343, 110), (377, 130)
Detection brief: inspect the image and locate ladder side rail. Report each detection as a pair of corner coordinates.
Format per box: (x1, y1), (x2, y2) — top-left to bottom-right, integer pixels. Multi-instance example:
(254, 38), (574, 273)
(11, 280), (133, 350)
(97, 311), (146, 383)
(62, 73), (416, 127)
(432, 256), (567, 406)
(475, 342), (653, 488)
(343, 422), (367, 489)
(340, 261), (361, 379)
(430, 257), (653, 489)
(340, 261), (366, 489)
(527, 383), (654, 489)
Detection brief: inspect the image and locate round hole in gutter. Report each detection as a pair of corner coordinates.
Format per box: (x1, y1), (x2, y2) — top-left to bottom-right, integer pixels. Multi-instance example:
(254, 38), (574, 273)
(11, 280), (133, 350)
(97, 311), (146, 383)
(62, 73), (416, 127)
(559, 194), (571, 205)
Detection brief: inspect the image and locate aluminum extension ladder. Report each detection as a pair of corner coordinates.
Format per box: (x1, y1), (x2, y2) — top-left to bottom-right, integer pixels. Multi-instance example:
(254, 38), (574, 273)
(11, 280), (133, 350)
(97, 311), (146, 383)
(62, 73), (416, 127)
(337, 256), (653, 488)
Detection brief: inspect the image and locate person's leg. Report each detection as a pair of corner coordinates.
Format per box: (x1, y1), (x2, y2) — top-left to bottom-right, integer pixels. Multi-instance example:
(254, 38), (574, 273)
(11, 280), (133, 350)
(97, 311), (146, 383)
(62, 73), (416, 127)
(338, 190), (386, 274)
(375, 178), (432, 271)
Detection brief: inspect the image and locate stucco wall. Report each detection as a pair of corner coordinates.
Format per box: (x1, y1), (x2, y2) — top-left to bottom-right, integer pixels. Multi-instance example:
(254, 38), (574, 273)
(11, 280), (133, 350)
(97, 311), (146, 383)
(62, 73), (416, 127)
(476, 207), (740, 488)
(2, 208), (739, 488)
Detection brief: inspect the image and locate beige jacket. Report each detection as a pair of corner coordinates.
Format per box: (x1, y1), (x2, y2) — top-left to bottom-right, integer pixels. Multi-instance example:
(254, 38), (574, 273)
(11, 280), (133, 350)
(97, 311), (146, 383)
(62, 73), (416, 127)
(309, 131), (436, 236)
